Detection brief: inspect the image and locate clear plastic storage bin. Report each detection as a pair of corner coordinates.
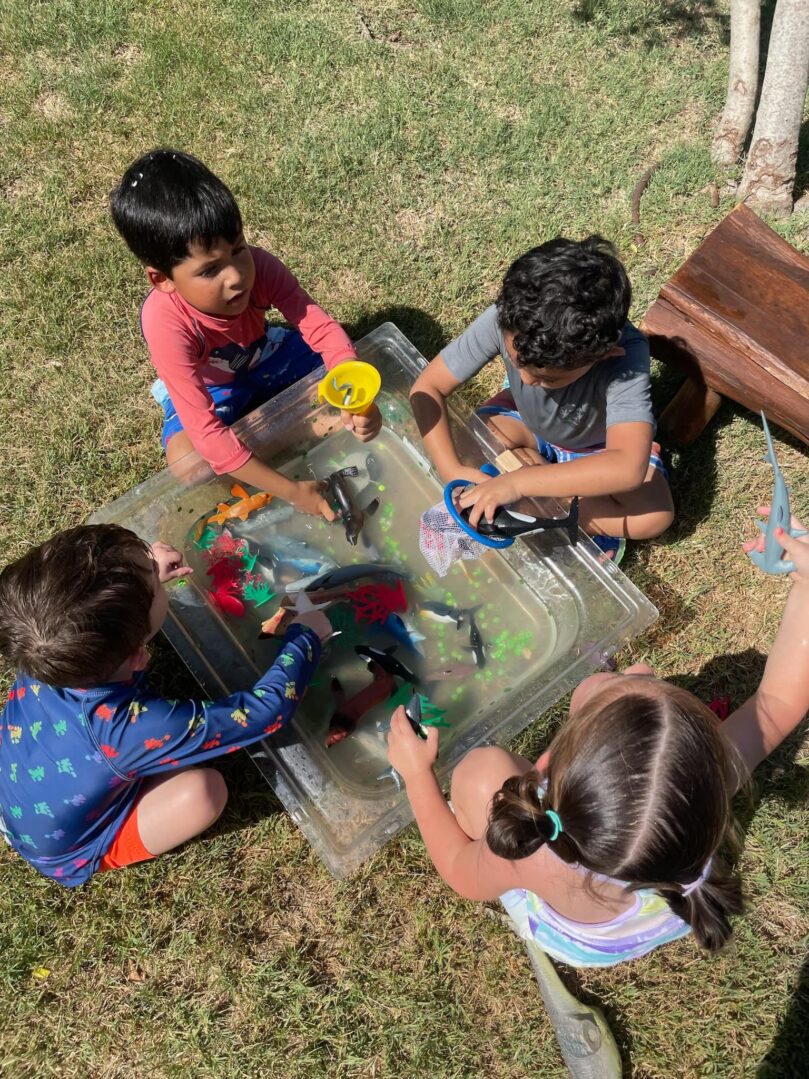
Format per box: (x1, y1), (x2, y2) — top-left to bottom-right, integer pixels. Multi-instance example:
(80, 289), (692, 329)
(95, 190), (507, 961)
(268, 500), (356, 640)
(90, 323), (657, 877)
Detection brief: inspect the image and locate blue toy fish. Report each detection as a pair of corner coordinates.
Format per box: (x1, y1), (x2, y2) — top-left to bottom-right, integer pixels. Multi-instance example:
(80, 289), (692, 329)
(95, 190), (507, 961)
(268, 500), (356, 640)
(748, 412), (807, 575)
(374, 613), (426, 654)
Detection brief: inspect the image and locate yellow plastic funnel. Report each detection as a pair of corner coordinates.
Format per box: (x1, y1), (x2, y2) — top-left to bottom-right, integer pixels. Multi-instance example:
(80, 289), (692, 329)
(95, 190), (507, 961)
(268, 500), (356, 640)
(318, 360), (381, 415)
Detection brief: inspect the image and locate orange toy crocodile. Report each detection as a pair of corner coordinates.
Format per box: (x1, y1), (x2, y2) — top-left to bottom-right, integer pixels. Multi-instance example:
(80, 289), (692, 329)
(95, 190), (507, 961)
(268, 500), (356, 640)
(207, 484), (273, 526)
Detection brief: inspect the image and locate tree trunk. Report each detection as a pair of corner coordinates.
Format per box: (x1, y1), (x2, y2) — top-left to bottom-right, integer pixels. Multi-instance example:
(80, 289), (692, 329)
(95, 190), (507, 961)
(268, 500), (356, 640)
(737, 0), (809, 217)
(711, 0), (761, 167)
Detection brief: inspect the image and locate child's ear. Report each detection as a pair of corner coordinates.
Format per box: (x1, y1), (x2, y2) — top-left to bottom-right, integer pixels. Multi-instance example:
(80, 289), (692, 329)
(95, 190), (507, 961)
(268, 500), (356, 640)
(147, 266), (176, 294)
(130, 643), (150, 673)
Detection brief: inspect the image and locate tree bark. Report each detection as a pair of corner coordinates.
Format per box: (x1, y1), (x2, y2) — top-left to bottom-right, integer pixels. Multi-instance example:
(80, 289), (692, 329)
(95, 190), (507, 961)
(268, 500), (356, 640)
(737, 0), (809, 217)
(712, 0), (761, 167)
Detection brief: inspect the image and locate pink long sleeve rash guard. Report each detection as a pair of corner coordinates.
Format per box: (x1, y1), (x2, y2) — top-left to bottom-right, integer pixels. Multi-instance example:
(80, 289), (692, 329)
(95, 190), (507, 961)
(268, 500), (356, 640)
(140, 247), (357, 473)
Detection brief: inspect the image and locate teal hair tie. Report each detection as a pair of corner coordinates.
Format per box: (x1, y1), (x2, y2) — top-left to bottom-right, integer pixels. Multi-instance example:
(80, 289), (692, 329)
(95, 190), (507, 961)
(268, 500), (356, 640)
(545, 809), (563, 842)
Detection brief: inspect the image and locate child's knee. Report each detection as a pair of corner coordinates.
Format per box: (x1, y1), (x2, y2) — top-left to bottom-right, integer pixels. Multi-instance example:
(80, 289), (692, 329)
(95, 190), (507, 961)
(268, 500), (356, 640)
(450, 746), (517, 829)
(630, 504), (675, 540)
(183, 767), (228, 825)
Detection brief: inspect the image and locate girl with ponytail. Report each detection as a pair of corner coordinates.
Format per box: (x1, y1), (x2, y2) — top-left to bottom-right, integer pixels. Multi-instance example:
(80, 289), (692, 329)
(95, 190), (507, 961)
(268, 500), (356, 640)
(387, 510), (809, 966)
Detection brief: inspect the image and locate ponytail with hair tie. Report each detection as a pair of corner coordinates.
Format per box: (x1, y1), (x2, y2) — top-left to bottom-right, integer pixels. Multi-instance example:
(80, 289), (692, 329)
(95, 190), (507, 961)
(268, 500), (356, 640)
(485, 771), (568, 861)
(680, 857), (713, 898)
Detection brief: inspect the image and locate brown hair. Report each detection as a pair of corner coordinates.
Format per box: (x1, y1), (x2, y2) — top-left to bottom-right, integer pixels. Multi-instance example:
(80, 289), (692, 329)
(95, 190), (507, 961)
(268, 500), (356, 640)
(486, 677), (745, 952)
(0, 524), (154, 687)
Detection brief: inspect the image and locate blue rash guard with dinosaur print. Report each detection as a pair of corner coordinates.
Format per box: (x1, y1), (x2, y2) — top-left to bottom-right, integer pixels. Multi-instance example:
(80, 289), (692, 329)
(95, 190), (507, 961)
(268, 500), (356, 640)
(0, 624), (319, 886)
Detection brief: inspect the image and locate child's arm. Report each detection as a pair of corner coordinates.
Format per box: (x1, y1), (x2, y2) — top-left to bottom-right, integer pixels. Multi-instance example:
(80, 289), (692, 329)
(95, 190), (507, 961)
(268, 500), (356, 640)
(386, 709), (524, 899)
(410, 306), (506, 485)
(254, 249), (381, 443)
(723, 517), (809, 786)
(88, 619), (327, 775)
(458, 420), (653, 525)
(230, 457), (335, 520)
(410, 357), (489, 485)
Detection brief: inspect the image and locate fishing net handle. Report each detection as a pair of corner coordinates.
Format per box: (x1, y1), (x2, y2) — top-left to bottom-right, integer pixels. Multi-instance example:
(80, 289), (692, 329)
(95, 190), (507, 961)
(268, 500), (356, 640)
(442, 463), (515, 549)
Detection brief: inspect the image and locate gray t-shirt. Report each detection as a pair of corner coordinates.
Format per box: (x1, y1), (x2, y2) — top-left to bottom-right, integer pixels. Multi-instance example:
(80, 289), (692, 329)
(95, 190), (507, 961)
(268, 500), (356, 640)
(442, 305), (653, 449)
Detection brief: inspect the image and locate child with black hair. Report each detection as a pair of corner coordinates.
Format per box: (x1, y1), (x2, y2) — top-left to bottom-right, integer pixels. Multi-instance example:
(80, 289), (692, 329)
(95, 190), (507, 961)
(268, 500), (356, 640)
(410, 236), (673, 559)
(0, 525), (330, 886)
(111, 149), (381, 520)
(386, 511), (809, 964)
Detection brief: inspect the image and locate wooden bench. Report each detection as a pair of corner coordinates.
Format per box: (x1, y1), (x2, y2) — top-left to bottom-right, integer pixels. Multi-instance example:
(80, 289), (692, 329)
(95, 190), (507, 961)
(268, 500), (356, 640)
(641, 204), (809, 446)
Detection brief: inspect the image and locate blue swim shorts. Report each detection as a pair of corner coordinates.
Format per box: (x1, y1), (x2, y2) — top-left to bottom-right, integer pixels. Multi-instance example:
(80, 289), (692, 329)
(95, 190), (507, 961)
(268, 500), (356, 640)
(152, 327), (323, 449)
(476, 391), (668, 480)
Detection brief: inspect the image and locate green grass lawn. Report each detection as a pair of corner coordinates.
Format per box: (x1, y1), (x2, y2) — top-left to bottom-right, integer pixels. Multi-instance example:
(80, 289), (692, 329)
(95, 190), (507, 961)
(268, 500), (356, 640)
(1, 1), (808, 1075)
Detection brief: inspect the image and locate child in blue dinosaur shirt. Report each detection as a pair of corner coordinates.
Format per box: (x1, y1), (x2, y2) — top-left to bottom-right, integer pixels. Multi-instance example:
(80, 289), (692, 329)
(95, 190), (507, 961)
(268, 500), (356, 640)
(0, 524), (330, 886)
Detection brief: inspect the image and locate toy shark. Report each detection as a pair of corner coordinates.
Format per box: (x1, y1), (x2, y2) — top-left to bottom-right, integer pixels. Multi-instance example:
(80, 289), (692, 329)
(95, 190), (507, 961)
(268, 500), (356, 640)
(748, 412), (807, 575)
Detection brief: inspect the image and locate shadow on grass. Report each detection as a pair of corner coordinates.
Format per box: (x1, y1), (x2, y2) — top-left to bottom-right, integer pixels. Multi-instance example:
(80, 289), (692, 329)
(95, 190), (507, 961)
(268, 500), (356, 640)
(647, 361), (732, 543)
(757, 952), (809, 1078)
(570, 0), (729, 47)
(347, 303), (446, 362)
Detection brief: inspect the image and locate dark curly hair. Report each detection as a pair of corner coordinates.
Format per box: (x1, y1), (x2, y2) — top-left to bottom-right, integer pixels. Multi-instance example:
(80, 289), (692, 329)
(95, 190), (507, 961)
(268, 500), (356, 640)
(496, 236), (632, 370)
(0, 525), (154, 687)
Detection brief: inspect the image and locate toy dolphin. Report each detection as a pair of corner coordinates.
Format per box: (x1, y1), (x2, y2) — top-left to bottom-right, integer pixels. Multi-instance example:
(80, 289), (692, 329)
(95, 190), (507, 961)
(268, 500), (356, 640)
(466, 612), (487, 669)
(326, 663), (395, 747)
(377, 693), (428, 787)
(444, 463), (580, 548)
(419, 601), (470, 628)
(403, 690), (428, 740)
(304, 563), (407, 592)
(355, 644), (420, 686)
(325, 467), (379, 546)
(228, 501), (295, 539)
(208, 484), (273, 525)
(748, 412), (808, 575)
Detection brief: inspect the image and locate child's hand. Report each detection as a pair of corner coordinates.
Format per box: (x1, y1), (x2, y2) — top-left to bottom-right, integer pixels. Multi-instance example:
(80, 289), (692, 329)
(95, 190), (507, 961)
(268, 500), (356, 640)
(744, 505), (809, 581)
(150, 541), (193, 583)
(342, 404), (382, 443)
(457, 473), (523, 528)
(387, 705), (439, 782)
(448, 465), (492, 486)
(289, 609), (333, 642)
(291, 480), (337, 522)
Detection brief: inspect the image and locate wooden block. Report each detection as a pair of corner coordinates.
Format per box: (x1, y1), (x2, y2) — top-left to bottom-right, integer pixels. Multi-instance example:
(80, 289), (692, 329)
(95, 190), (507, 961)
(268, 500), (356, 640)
(495, 448), (536, 472)
(659, 379), (723, 446)
(642, 205), (809, 445)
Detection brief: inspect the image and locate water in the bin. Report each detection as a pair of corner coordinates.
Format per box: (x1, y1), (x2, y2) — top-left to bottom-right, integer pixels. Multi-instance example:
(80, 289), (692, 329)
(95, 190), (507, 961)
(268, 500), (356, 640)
(171, 426), (558, 796)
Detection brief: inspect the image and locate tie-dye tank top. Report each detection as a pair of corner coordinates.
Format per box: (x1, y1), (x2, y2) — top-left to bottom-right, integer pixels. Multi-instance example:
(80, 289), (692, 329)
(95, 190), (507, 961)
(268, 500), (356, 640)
(501, 863), (690, 968)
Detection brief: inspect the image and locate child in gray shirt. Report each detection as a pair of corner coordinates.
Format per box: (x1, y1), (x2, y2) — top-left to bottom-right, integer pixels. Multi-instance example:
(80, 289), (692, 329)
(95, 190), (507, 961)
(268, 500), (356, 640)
(410, 236), (673, 559)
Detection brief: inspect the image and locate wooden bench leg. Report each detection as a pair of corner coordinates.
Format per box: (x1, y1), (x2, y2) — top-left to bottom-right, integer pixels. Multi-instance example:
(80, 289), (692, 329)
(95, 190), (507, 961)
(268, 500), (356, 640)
(659, 378), (723, 446)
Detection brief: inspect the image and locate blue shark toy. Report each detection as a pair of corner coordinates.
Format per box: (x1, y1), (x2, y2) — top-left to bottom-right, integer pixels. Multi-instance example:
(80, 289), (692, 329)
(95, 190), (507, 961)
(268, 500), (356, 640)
(748, 412), (807, 575)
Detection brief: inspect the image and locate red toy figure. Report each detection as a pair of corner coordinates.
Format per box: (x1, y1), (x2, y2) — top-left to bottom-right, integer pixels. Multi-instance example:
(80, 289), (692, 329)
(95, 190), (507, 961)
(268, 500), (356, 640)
(326, 661), (395, 747)
(346, 580), (408, 625)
